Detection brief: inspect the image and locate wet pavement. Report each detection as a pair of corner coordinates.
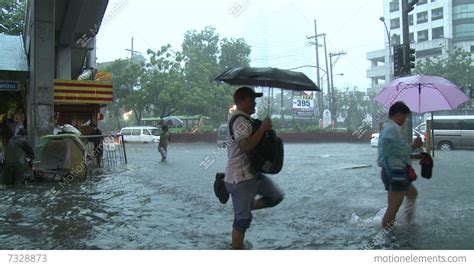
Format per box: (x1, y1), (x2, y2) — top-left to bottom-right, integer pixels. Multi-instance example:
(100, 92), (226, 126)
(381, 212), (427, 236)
(0, 142), (473, 249)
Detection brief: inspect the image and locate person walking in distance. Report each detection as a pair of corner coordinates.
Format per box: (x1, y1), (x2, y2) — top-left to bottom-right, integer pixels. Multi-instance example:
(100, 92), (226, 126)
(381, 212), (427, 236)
(225, 87), (284, 249)
(158, 125), (170, 162)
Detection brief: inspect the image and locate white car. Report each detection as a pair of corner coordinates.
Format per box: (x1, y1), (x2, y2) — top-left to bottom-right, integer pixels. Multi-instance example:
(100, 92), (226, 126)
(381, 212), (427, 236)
(370, 133), (379, 147)
(370, 130), (425, 147)
(120, 126), (161, 144)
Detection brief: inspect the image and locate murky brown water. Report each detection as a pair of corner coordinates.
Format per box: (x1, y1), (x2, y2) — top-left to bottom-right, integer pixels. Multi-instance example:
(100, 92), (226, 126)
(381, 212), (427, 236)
(1, 143), (473, 249)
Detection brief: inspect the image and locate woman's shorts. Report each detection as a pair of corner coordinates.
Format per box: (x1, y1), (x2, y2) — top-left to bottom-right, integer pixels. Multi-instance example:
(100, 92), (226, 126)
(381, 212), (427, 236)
(381, 168), (410, 192)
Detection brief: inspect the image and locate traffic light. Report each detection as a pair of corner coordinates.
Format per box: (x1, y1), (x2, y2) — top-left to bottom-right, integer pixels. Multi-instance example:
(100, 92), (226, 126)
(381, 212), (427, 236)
(404, 45), (416, 73)
(405, 0), (419, 13)
(393, 45), (404, 77)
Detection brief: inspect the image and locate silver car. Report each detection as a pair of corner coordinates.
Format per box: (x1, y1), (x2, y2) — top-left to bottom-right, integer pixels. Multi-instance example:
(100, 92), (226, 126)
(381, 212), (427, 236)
(417, 115), (474, 150)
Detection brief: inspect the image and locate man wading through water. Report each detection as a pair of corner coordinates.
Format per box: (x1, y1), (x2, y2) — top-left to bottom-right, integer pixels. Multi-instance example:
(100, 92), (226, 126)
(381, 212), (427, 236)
(225, 86), (284, 249)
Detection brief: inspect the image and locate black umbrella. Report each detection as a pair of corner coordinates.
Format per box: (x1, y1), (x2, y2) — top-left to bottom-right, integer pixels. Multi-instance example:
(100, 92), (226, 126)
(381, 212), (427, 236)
(161, 116), (183, 127)
(215, 67), (320, 91)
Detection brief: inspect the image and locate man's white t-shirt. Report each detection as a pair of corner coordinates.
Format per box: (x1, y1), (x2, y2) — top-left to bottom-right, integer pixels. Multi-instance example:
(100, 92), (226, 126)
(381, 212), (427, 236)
(225, 111), (258, 184)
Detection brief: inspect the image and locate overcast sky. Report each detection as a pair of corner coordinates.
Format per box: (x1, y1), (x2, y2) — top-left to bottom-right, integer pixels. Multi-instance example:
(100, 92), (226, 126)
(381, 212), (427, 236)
(96, 0), (385, 92)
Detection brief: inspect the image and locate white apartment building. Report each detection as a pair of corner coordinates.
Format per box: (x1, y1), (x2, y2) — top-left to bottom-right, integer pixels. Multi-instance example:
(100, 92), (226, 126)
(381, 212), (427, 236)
(367, 0), (474, 95)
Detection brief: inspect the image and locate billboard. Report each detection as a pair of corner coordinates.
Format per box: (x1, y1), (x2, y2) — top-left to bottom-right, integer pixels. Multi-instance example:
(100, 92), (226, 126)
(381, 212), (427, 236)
(292, 91), (315, 116)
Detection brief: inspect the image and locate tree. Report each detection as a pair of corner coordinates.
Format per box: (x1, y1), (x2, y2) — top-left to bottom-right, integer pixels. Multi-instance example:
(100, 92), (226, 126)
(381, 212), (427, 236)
(99, 26), (253, 126)
(0, 0), (26, 35)
(415, 47), (474, 93)
(98, 59), (144, 127)
(142, 45), (185, 119)
(219, 37), (251, 70)
(180, 26), (252, 123)
(336, 87), (371, 131)
(415, 47), (474, 112)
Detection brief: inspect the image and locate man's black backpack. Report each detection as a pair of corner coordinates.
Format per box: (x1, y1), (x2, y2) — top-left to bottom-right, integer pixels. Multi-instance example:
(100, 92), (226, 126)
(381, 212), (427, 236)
(229, 114), (284, 174)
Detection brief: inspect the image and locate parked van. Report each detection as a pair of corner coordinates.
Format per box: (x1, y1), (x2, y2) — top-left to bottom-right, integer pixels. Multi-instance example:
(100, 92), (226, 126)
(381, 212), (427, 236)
(416, 115), (474, 150)
(120, 126), (161, 144)
(217, 124), (228, 147)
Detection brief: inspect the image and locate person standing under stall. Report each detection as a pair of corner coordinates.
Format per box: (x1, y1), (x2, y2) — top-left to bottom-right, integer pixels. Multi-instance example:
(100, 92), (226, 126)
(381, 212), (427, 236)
(224, 86), (284, 249)
(1, 110), (14, 158)
(377, 101), (423, 229)
(158, 125), (170, 162)
(89, 123), (104, 167)
(12, 107), (25, 136)
(2, 128), (35, 185)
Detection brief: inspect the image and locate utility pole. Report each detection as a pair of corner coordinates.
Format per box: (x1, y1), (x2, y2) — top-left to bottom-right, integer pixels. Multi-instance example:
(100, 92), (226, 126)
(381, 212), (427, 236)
(307, 20), (323, 120)
(314, 20), (321, 120)
(125, 37), (134, 61)
(322, 34), (330, 114)
(329, 51), (347, 128)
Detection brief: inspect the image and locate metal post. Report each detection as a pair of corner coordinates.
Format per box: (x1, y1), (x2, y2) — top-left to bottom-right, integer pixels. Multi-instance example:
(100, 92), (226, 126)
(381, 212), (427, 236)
(281, 88), (284, 129)
(380, 16), (393, 82)
(328, 52), (347, 128)
(121, 135), (128, 164)
(329, 52), (334, 127)
(314, 20), (322, 119)
(322, 34), (330, 111)
(131, 37), (134, 60)
(307, 20), (323, 119)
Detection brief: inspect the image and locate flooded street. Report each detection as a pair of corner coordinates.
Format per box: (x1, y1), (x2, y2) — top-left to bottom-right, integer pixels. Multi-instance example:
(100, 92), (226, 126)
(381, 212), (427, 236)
(1, 143), (473, 250)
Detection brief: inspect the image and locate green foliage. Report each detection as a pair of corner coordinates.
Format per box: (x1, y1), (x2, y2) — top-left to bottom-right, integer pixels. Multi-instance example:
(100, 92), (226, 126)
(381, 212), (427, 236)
(143, 45), (185, 119)
(415, 47), (474, 89)
(180, 26), (251, 123)
(335, 87), (371, 131)
(219, 37), (251, 70)
(99, 26), (252, 127)
(98, 59), (144, 127)
(0, 0), (25, 35)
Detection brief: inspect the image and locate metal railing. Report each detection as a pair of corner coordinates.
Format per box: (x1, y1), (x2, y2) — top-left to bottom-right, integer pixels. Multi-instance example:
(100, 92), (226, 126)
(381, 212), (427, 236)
(80, 134), (128, 168)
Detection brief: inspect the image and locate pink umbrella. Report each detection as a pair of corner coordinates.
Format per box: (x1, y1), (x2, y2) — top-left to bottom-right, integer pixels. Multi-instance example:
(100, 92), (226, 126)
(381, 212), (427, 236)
(373, 74), (470, 113)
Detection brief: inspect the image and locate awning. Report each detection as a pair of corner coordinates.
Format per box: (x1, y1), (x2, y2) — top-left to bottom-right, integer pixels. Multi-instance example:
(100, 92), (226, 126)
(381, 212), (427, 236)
(0, 34), (28, 72)
(54, 79), (113, 104)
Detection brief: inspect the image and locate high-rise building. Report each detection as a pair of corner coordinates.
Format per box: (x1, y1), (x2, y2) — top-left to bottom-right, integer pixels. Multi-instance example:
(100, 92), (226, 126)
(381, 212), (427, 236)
(367, 0), (474, 95)
(243, 4), (315, 79)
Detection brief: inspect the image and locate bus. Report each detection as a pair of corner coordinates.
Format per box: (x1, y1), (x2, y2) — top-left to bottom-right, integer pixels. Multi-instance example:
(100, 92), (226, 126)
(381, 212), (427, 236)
(141, 115), (212, 133)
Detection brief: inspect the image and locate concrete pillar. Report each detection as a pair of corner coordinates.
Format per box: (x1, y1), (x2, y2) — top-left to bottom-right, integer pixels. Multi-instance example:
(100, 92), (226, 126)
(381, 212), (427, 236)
(57, 47), (72, 79)
(86, 37), (97, 69)
(27, 0), (55, 146)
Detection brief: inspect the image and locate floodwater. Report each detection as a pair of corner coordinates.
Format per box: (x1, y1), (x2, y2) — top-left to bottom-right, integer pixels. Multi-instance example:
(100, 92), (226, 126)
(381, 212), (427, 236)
(1, 143), (473, 250)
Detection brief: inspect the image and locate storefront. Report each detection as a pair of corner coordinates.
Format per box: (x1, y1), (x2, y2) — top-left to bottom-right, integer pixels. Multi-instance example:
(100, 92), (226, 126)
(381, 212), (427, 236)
(53, 79), (113, 135)
(0, 35), (29, 153)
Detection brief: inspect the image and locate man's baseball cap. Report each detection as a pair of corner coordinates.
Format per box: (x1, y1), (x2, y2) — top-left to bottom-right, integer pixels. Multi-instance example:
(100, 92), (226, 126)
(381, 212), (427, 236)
(233, 87), (263, 103)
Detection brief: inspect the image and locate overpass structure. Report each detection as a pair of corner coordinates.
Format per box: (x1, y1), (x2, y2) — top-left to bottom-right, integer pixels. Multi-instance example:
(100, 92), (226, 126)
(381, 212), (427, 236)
(23, 0), (109, 145)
